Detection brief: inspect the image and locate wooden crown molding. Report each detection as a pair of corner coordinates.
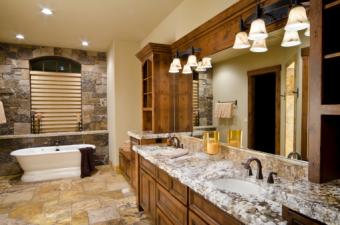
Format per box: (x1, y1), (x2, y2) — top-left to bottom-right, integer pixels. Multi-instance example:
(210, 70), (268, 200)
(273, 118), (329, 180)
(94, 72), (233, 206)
(136, 43), (171, 62)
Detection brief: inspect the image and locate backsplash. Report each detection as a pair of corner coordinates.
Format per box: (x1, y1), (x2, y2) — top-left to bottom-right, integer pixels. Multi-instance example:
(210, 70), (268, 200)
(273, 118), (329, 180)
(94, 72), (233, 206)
(0, 42), (107, 135)
(178, 135), (308, 181)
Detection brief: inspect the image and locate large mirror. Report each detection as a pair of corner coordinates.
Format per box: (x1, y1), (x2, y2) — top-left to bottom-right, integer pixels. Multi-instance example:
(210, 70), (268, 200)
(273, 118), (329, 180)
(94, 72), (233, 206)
(193, 28), (310, 161)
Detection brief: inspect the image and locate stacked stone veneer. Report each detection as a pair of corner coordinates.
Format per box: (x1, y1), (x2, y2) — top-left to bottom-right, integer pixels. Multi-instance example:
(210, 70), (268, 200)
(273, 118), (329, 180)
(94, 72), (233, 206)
(198, 73), (213, 126)
(0, 42), (107, 135)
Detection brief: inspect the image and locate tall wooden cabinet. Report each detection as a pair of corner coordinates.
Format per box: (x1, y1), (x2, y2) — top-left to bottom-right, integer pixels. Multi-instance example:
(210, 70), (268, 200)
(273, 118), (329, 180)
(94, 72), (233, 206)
(136, 43), (192, 133)
(308, 0), (340, 183)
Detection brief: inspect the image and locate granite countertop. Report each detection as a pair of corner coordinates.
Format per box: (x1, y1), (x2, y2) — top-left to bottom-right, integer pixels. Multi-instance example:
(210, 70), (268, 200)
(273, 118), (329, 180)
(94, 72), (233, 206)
(127, 130), (205, 140)
(132, 145), (340, 225)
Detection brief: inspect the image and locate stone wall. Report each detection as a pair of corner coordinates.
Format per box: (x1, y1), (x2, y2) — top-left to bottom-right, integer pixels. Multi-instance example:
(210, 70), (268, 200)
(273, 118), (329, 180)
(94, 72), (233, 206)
(0, 42), (107, 135)
(198, 72), (213, 126)
(0, 131), (109, 176)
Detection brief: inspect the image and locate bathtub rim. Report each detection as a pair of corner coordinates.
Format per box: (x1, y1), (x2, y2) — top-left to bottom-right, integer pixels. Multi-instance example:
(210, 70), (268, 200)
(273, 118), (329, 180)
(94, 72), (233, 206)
(10, 144), (96, 157)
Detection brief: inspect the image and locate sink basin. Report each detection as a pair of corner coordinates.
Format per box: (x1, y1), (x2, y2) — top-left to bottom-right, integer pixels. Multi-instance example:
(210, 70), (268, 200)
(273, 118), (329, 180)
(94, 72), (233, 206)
(211, 178), (263, 196)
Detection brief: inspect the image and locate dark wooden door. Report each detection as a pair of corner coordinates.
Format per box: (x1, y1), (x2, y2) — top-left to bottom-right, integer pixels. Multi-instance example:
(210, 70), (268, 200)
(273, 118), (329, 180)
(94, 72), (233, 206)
(248, 65), (281, 155)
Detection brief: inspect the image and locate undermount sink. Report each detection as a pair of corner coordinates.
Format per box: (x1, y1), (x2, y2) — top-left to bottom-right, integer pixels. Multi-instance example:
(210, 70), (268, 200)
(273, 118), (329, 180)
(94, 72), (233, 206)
(211, 178), (263, 196)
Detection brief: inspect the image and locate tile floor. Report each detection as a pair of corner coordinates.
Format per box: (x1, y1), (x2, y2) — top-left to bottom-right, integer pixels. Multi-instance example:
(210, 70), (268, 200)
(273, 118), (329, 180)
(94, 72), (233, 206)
(0, 166), (151, 225)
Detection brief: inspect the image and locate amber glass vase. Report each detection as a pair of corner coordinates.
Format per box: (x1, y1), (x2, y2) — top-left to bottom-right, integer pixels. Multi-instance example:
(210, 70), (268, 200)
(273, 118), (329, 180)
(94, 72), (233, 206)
(227, 130), (242, 148)
(203, 131), (220, 155)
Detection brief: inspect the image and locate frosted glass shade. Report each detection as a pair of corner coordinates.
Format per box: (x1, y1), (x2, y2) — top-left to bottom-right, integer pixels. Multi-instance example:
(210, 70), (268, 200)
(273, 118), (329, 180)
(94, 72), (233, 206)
(169, 62), (179, 74)
(187, 55), (198, 67)
(172, 58), (182, 69)
(304, 27), (310, 37)
(248, 19), (268, 40)
(182, 64), (192, 74)
(285, 5), (309, 31)
(250, 39), (267, 53)
(281, 30), (301, 47)
(195, 61), (207, 72)
(202, 57), (212, 68)
(233, 32), (251, 49)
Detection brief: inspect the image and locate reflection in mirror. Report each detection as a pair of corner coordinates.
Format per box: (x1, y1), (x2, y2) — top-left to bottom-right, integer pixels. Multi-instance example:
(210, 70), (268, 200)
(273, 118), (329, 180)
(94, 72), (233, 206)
(193, 28), (310, 161)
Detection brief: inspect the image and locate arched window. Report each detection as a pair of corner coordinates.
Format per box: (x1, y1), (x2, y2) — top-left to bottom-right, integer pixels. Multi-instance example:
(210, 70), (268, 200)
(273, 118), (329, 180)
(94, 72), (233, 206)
(30, 57), (82, 133)
(30, 56), (81, 73)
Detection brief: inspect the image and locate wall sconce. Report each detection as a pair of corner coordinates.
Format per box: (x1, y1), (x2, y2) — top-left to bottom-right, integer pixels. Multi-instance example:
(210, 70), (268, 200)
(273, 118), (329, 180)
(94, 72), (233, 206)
(250, 39), (268, 53)
(285, 0), (310, 31)
(233, 18), (251, 49)
(281, 30), (301, 47)
(304, 27), (310, 37)
(168, 47), (212, 74)
(248, 3), (268, 41)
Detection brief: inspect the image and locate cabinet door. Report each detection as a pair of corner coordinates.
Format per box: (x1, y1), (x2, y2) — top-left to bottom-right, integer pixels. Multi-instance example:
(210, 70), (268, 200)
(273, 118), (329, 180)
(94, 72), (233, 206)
(140, 169), (156, 221)
(156, 208), (175, 225)
(282, 206), (326, 225)
(189, 211), (208, 225)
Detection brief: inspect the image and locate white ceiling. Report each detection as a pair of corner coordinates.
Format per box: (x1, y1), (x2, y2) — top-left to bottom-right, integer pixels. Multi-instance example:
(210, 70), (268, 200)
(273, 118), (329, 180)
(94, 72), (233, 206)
(0, 0), (183, 51)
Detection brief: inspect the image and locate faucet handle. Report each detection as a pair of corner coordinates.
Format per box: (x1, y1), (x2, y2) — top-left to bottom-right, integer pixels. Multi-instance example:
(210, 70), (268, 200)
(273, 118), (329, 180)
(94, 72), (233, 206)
(241, 162), (253, 176)
(267, 172), (278, 184)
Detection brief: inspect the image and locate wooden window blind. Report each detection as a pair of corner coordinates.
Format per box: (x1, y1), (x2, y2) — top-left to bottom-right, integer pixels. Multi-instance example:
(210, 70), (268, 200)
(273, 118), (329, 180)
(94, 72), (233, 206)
(30, 71), (82, 133)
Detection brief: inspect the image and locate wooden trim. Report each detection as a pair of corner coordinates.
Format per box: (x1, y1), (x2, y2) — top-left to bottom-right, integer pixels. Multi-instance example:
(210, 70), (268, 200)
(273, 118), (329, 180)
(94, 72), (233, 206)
(308, 0), (323, 183)
(324, 0), (340, 9)
(247, 65), (281, 155)
(136, 43), (171, 62)
(301, 47), (310, 161)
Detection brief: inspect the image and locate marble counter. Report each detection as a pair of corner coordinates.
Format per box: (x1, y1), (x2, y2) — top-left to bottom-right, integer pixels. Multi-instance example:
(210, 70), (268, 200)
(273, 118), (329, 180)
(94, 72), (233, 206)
(132, 145), (340, 225)
(127, 130), (205, 140)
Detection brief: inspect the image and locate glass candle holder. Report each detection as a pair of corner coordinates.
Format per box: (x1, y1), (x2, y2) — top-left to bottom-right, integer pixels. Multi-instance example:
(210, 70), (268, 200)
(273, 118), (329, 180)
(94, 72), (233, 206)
(203, 131), (220, 155)
(227, 130), (242, 148)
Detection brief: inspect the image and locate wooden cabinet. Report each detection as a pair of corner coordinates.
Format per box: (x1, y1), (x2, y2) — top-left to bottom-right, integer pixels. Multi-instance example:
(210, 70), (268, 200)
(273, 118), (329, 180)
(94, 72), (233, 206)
(136, 43), (193, 133)
(189, 189), (243, 225)
(156, 184), (188, 225)
(308, 0), (340, 183)
(282, 206), (326, 225)
(156, 208), (175, 225)
(189, 211), (208, 225)
(119, 147), (131, 181)
(140, 168), (156, 222)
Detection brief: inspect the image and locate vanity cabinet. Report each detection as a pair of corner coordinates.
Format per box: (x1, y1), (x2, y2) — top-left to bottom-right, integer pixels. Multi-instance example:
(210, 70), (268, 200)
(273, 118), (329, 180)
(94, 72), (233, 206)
(188, 211), (208, 225)
(140, 168), (157, 221)
(282, 206), (326, 225)
(189, 189), (244, 225)
(119, 145), (131, 181)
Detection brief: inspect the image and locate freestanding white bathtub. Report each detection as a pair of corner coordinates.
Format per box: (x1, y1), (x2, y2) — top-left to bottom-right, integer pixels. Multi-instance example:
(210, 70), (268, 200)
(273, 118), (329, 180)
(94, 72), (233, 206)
(11, 144), (95, 182)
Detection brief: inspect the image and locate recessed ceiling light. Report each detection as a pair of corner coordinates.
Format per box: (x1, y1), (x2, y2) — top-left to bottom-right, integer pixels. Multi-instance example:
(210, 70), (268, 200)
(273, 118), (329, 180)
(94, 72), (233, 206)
(41, 8), (53, 15)
(81, 41), (89, 47)
(16, 34), (25, 40)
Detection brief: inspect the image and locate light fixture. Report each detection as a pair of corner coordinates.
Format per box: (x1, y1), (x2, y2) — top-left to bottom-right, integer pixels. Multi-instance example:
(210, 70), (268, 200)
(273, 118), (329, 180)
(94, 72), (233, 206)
(281, 30), (301, 47)
(16, 34), (24, 40)
(41, 8), (53, 15)
(233, 18), (251, 49)
(169, 62), (179, 74)
(81, 41), (89, 47)
(182, 64), (192, 74)
(187, 47), (198, 67)
(172, 58), (182, 69)
(248, 3), (268, 41)
(304, 27), (310, 37)
(202, 57), (212, 69)
(195, 61), (207, 72)
(285, 2), (309, 31)
(250, 39), (268, 52)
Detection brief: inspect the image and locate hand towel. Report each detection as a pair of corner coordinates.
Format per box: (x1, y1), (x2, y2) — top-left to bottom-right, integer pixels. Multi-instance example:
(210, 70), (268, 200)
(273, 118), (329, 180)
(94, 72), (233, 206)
(79, 147), (96, 178)
(214, 102), (233, 118)
(0, 101), (6, 124)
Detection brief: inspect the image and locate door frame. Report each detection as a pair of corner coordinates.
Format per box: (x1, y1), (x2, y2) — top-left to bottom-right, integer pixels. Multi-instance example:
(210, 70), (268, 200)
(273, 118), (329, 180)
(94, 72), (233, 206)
(247, 65), (281, 155)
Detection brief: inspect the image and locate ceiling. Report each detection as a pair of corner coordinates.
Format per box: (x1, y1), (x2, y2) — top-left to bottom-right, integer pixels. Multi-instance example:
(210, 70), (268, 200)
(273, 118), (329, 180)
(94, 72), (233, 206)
(0, 0), (183, 51)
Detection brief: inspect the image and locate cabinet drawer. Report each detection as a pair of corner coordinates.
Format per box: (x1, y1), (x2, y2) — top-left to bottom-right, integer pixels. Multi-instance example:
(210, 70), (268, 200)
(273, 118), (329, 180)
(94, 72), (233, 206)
(189, 189), (243, 225)
(156, 208), (175, 225)
(157, 168), (172, 190)
(189, 210), (208, 225)
(156, 184), (187, 225)
(140, 156), (157, 178)
(282, 206), (326, 225)
(170, 178), (188, 205)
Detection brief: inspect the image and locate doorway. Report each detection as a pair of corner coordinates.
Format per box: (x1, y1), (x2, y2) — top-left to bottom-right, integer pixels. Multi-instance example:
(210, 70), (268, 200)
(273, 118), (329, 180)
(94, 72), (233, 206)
(248, 65), (281, 155)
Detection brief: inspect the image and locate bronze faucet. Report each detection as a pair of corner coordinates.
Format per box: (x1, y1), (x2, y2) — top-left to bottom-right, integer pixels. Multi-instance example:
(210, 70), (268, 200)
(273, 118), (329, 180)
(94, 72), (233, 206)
(267, 172), (277, 184)
(167, 136), (181, 148)
(242, 157), (263, 179)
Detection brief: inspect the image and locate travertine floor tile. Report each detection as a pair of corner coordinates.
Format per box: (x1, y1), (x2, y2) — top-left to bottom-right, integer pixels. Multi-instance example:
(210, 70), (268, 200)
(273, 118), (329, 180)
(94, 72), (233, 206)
(0, 166), (150, 225)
